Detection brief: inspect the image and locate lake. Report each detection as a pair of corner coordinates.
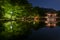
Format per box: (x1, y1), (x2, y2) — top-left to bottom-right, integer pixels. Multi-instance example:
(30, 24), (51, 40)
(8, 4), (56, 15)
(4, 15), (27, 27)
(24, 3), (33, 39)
(27, 26), (60, 40)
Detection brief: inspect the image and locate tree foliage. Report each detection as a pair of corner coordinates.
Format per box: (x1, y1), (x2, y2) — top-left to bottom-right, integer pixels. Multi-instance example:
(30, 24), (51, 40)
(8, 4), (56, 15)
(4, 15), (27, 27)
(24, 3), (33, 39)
(0, 0), (32, 38)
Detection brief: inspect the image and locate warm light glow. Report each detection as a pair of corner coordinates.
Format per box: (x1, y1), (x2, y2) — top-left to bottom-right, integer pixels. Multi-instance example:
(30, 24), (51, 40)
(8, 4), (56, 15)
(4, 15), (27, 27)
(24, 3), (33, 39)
(45, 16), (48, 18)
(45, 21), (48, 23)
(47, 23), (50, 27)
(47, 14), (51, 16)
(53, 14), (57, 16)
(45, 13), (57, 27)
(34, 16), (39, 22)
(54, 24), (56, 27)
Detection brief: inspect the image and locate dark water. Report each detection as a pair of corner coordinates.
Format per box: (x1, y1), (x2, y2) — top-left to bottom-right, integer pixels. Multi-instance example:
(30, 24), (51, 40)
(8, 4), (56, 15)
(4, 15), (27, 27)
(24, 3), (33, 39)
(27, 26), (60, 40)
(3, 26), (60, 40)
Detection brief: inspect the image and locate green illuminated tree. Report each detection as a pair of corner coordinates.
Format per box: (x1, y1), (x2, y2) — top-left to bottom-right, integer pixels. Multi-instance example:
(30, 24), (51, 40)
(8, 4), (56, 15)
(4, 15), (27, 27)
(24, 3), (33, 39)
(0, 0), (32, 38)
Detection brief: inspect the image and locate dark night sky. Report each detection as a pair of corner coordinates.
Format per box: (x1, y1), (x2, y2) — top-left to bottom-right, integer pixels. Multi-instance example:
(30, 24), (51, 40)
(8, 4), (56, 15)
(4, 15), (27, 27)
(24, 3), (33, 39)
(28, 0), (60, 10)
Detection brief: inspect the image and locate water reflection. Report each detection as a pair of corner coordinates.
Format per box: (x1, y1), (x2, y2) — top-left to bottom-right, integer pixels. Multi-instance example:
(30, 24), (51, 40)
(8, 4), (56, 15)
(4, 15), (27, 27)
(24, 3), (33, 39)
(28, 26), (60, 40)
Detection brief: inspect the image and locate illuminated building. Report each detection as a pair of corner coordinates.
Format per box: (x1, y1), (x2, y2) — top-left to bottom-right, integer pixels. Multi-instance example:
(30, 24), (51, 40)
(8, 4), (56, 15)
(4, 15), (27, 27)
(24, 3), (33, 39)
(45, 12), (57, 27)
